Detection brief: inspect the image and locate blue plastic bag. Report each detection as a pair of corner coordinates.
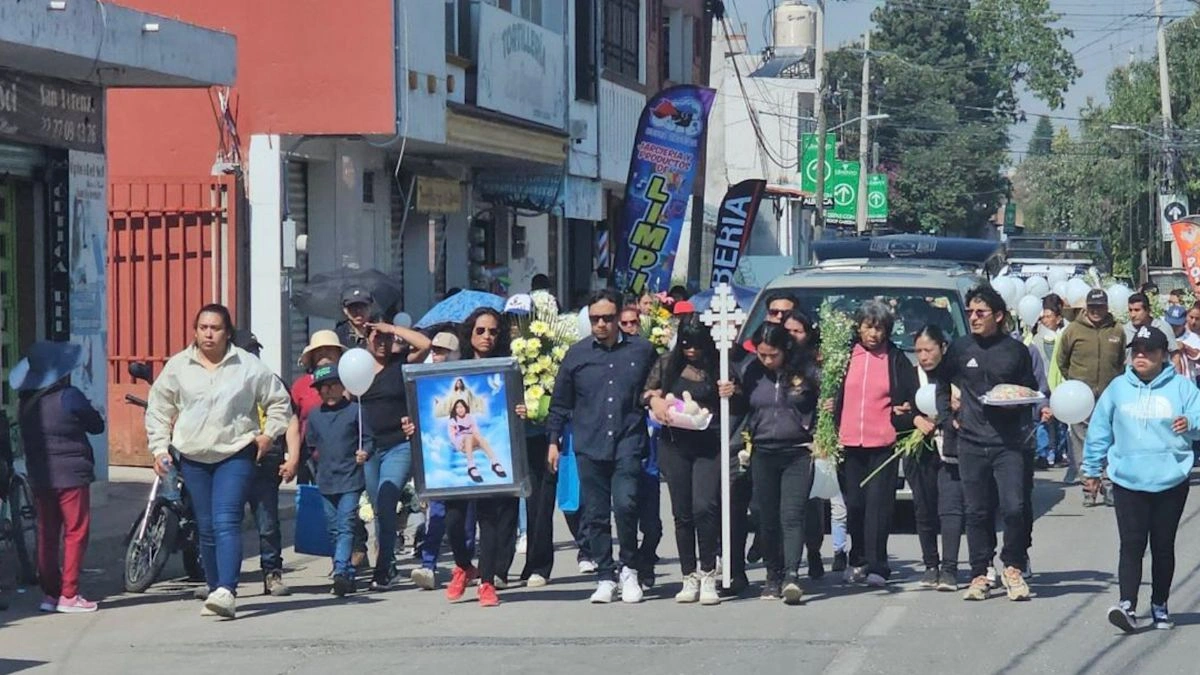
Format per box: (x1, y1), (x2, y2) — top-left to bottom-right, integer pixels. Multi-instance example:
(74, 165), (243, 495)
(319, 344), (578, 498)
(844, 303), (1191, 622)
(556, 426), (580, 513)
(294, 484), (334, 556)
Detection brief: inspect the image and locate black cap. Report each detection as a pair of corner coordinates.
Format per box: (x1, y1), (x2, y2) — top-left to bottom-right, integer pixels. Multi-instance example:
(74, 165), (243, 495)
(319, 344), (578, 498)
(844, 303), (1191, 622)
(1128, 325), (1169, 353)
(1085, 289), (1109, 307)
(311, 363), (341, 386)
(341, 285), (374, 307)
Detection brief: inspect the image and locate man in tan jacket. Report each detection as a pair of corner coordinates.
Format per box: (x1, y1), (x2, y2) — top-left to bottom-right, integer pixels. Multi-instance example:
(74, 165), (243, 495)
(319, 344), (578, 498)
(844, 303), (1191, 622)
(1056, 289), (1125, 502)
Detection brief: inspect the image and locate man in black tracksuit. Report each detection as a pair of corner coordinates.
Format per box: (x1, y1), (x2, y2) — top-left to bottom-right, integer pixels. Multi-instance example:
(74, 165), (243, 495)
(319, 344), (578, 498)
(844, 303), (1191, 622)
(936, 285), (1044, 602)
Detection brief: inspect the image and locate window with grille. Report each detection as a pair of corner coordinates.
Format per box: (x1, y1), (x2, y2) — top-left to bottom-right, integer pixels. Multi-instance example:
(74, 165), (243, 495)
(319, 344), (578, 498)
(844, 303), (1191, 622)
(602, 0), (640, 80)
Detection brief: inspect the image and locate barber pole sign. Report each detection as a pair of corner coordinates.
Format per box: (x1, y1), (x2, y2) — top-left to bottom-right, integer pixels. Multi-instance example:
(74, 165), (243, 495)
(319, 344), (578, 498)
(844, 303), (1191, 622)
(710, 180), (766, 288)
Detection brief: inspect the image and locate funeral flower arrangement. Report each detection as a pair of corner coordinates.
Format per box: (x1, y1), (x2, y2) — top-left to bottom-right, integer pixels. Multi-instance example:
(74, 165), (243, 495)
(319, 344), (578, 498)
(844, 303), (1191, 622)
(641, 294), (675, 353)
(510, 291), (581, 422)
(813, 301), (852, 462)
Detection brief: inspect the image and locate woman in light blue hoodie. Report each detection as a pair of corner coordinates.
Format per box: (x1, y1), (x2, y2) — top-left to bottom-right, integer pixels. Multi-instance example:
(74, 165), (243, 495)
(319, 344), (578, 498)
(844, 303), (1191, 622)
(1083, 325), (1200, 634)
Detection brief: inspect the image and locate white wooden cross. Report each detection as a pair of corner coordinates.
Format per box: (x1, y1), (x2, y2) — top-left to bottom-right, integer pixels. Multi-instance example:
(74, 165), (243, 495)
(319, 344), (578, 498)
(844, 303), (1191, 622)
(700, 283), (746, 588)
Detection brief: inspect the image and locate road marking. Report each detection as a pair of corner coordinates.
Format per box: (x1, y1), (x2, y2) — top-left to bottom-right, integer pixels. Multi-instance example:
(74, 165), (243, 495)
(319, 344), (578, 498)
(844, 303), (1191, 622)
(822, 646), (868, 675)
(860, 605), (908, 637)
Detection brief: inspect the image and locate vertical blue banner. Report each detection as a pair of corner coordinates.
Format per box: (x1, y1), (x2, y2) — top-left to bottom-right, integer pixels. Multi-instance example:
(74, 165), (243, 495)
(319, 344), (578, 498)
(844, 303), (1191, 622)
(614, 85), (715, 295)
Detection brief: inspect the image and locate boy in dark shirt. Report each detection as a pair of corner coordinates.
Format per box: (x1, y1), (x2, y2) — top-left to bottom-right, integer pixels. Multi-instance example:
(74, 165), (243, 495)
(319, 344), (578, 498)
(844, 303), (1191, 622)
(305, 364), (373, 596)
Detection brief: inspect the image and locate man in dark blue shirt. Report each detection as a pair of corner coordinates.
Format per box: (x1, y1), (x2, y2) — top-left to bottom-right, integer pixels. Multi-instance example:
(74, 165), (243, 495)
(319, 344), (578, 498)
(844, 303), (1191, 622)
(548, 288), (658, 604)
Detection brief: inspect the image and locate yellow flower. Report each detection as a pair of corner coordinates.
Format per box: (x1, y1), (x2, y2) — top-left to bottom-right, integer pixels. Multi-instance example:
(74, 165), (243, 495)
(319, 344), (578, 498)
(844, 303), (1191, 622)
(524, 373), (538, 387)
(527, 384), (545, 401)
(529, 320), (551, 337)
(657, 308), (671, 320)
(511, 337), (527, 353)
(536, 354), (553, 370)
(524, 337), (543, 357)
(540, 375), (556, 390)
(552, 345), (568, 361)
(528, 360), (544, 375)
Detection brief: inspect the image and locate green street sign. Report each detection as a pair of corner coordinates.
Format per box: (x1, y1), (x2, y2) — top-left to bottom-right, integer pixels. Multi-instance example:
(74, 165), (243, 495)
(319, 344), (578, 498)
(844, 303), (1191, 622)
(799, 133), (836, 194)
(825, 160), (860, 224)
(867, 173), (888, 223)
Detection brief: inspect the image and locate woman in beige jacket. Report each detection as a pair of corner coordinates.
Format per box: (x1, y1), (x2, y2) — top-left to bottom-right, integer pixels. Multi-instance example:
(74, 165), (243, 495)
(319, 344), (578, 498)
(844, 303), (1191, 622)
(146, 303), (291, 619)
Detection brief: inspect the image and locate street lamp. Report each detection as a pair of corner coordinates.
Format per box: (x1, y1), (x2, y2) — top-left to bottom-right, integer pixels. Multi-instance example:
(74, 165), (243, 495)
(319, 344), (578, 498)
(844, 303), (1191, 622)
(1110, 123), (1168, 142)
(829, 113), (889, 134)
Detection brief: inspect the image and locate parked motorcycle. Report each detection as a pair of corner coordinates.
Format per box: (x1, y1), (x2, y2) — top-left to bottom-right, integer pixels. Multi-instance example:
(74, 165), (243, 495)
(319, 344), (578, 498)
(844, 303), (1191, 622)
(122, 362), (202, 592)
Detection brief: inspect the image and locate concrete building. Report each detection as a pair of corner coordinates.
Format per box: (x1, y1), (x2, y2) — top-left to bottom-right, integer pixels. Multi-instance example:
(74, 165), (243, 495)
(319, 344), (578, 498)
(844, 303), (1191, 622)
(0, 0), (235, 481)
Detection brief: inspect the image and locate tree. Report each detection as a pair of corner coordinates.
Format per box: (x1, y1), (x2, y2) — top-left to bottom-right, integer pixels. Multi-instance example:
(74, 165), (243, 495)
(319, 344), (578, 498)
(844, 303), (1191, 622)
(1027, 115), (1054, 156)
(824, 0), (1078, 234)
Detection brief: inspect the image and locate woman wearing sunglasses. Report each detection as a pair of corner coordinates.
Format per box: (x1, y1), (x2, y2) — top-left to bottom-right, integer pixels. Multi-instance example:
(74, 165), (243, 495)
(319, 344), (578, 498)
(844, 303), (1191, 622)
(442, 307), (527, 607)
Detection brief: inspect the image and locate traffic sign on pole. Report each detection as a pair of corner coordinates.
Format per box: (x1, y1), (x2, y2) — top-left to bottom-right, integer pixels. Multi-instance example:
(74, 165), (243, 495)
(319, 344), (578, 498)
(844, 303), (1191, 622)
(1160, 193), (1189, 242)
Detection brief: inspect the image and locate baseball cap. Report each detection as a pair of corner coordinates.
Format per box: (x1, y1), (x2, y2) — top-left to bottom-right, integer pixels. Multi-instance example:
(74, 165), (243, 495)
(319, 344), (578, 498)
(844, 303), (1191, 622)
(341, 285), (374, 307)
(1166, 305), (1187, 326)
(431, 331), (460, 352)
(1128, 325), (1169, 353)
(1085, 289), (1109, 307)
(311, 363), (341, 386)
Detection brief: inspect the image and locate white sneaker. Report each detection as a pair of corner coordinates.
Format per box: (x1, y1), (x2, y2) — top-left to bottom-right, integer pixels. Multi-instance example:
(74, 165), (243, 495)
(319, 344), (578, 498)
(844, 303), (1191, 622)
(410, 567), (438, 590)
(620, 568), (643, 604)
(986, 565), (999, 589)
(516, 534), (527, 555)
(579, 559), (598, 574)
(675, 573), (700, 603)
(527, 573), (548, 588)
(203, 587), (236, 619)
(698, 570), (721, 606)
(590, 580), (617, 603)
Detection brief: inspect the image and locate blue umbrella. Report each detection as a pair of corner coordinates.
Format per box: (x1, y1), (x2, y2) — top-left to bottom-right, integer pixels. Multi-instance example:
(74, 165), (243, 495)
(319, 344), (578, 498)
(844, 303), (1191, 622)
(689, 284), (760, 313)
(416, 290), (506, 328)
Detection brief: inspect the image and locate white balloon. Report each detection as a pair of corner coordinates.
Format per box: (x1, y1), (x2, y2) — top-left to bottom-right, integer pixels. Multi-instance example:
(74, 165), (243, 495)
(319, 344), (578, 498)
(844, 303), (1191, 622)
(915, 383), (938, 417)
(338, 348), (378, 396)
(1050, 379), (1096, 424)
(1048, 268), (1069, 286)
(392, 312), (413, 329)
(1051, 280), (1069, 301)
(578, 306), (592, 339)
(1066, 278), (1091, 306)
(1105, 283), (1132, 310)
(1018, 295), (1043, 327)
(1025, 276), (1050, 298)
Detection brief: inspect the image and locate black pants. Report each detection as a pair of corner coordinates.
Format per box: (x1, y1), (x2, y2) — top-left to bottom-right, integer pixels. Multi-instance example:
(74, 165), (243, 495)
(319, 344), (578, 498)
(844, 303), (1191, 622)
(1113, 481), (1189, 610)
(635, 470), (662, 579)
(520, 435), (557, 580)
(905, 451), (941, 569)
(658, 434), (721, 575)
(937, 461), (965, 573)
(729, 470), (753, 580)
(959, 441), (1026, 577)
(1022, 446), (1035, 558)
(842, 447), (899, 578)
(445, 497), (518, 583)
(751, 450), (811, 581)
(577, 454), (641, 581)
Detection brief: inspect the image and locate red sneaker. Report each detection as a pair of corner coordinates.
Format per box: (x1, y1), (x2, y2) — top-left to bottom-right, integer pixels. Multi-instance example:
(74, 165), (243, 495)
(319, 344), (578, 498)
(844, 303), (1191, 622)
(446, 565), (478, 602)
(478, 582), (500, 607)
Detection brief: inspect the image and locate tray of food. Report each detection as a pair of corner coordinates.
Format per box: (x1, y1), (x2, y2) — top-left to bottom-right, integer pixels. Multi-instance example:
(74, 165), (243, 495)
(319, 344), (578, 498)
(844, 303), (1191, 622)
(979, 384), (1045, 407)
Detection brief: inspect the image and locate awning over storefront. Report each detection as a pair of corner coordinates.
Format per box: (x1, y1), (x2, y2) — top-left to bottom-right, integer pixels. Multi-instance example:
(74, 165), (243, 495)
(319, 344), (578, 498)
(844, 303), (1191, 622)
(446, 105), (567, 166)
(0, 1), (235, 88)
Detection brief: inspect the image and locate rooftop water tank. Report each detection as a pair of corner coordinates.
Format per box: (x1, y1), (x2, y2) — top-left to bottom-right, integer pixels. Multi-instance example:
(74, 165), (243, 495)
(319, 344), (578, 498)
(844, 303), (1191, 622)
(773, 1), (816, 53)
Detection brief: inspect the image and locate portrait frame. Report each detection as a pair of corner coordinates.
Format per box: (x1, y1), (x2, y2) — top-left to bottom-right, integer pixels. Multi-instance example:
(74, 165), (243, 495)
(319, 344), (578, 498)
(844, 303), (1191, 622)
(403, 356), (530, 500)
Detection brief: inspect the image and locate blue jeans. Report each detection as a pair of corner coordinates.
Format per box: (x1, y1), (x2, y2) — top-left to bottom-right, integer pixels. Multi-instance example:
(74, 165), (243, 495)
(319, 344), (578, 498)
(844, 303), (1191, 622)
(180, 446), (256, 593)
(1035, 421), (1068, 463)
(248, 463), (283, 572)
(323, 491), (360, 577)
(363, 441), (412, 576)
(421, 500), (476, 570)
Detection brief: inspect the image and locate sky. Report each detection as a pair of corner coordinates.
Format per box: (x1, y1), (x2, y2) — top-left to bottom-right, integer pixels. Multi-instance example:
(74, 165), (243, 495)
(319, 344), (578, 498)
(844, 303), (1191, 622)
(729, 0), (1197, 160)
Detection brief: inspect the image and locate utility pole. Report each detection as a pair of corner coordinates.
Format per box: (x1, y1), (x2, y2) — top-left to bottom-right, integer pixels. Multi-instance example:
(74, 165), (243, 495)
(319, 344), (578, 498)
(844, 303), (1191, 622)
(812, 0), (827, 241)
(855, 29), (871, 234)
(1155, 0), (1181, 265)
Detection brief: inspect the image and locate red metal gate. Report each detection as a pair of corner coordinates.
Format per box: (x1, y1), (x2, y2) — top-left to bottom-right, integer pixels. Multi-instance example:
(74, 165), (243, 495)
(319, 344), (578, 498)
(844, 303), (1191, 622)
(107, 176), (240, 466)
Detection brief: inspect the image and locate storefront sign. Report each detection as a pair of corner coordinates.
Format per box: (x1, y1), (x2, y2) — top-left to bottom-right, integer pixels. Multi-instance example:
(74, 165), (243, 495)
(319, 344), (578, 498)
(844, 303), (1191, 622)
(564, 176), (603, 221)
(45, 158), (70, 340)
(0, 67), (104, 153)
(614, 85), (715, 295)
(475, 4), (566, 128)
(474, 170), (564, 213)
(416, 176), (462, 214)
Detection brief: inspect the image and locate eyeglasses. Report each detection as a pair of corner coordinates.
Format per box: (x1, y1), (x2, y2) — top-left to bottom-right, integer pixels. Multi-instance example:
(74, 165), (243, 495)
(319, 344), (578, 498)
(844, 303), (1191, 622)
(473, 327), (499, 336)
(767, 308), (790, 317)
(619, 319), (640, 327)
(589, 314), (616, 325)
(967, 309), (995, 318)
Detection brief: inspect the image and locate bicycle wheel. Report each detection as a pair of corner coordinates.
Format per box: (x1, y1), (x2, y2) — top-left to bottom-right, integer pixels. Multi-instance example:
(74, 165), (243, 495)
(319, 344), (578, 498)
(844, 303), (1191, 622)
(123, 502), (179, 593)
(8, 474), (39, 585)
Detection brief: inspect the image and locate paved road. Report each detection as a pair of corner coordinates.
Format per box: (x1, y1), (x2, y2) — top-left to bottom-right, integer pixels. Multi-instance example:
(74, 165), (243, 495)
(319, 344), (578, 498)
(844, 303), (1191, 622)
(2, 467), (1199, 675)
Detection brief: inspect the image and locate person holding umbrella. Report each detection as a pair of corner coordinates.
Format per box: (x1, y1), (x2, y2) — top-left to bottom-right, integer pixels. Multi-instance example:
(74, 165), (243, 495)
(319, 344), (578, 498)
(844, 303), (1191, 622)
(12, 341), (105, 613)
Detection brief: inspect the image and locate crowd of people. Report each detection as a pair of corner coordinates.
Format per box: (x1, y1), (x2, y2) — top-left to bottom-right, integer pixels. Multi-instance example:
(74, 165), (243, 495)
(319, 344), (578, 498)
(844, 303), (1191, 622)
(8, 275), (1199, 635)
